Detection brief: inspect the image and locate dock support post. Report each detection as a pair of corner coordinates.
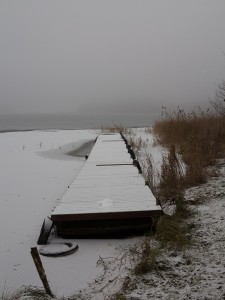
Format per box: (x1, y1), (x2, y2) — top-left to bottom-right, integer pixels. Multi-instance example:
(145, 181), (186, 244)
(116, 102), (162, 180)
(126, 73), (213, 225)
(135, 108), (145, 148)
(30, 247), (54, 297)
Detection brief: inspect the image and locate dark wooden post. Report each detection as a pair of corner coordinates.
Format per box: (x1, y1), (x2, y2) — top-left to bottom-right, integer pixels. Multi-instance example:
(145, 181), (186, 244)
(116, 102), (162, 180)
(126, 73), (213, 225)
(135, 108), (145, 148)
(30, 247), (54, 297)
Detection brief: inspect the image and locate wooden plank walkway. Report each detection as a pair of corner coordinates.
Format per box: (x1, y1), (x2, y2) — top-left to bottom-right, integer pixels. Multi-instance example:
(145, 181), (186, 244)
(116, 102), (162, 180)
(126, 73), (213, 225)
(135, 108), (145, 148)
(51, 133), (162, 237)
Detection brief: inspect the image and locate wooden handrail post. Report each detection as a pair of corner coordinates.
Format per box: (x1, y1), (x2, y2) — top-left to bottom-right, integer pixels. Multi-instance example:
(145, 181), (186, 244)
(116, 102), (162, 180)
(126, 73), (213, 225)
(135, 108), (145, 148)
(30, 247), (54, 297)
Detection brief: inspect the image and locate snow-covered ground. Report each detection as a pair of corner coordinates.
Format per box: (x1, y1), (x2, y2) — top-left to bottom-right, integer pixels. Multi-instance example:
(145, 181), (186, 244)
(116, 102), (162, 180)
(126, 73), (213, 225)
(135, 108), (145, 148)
(122, 162), (225, 300)
(1, 129), (224, 299)
(76, 165), (225, 300)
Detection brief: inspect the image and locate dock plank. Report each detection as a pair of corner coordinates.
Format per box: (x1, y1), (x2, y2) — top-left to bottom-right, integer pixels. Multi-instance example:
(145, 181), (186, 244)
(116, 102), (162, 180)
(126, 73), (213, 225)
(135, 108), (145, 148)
(51, 133), (162, 236)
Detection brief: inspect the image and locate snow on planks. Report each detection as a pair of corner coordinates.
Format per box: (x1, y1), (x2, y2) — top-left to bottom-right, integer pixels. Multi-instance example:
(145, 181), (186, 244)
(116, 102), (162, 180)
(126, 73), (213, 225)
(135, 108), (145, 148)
(51, 133), (162, 237)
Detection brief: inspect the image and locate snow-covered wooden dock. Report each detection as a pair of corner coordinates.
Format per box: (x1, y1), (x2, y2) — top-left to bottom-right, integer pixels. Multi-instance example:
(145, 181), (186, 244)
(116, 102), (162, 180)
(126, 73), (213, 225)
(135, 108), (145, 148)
(51, 133), (162, 237)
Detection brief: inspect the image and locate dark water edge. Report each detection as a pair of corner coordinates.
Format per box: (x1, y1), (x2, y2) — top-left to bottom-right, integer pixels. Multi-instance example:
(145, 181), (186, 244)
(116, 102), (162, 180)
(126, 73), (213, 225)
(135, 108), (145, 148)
(0, 114), (159, 132)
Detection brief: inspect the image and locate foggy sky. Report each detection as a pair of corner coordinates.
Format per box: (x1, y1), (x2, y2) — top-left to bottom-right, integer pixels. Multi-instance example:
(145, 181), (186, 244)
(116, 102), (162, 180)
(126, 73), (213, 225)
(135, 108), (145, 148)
(1, 0), (225, 117)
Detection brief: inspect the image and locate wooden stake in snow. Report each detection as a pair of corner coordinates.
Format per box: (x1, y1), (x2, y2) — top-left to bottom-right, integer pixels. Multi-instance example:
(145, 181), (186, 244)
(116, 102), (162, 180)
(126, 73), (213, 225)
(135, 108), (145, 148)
(30, 247), (54, 297)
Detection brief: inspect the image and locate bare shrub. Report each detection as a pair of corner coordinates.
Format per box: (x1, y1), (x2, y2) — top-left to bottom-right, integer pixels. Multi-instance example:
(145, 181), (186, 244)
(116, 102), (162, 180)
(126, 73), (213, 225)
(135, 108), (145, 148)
(210, 80), (225, 117)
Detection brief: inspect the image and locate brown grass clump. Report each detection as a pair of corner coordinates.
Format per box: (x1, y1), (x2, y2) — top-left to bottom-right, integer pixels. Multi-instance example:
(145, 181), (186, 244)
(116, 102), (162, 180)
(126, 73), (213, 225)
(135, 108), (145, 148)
(159, 145), (184, 203)
(128, 237), (161, 276)
(157, 214), (191, 250)
(157, 195), (192, 250)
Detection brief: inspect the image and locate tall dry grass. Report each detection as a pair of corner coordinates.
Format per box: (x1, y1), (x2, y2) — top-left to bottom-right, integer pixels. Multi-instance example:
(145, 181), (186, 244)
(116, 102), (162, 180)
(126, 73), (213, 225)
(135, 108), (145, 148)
(154, 107), (225, 187)
(159, 145), (184, 203)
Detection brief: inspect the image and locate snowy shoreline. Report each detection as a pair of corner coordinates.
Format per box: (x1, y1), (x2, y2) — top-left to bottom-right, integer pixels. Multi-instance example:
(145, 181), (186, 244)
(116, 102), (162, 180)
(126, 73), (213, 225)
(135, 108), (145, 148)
(1, 129), (224, 299)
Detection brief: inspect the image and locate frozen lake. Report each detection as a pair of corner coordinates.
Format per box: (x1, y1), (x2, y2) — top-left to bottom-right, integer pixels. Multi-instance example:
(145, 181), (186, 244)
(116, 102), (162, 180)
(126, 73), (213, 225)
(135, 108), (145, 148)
(0, 129), (139, 297)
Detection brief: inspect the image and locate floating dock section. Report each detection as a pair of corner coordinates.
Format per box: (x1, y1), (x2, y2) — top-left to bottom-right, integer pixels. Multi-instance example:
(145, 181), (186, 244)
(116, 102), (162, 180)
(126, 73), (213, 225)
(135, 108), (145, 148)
(51, 133), (162, 237)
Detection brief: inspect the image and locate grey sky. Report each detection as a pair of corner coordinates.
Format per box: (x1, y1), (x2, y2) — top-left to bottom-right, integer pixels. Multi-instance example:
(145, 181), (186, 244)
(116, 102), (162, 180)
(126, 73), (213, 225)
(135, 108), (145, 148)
(1, 0), (225, 117)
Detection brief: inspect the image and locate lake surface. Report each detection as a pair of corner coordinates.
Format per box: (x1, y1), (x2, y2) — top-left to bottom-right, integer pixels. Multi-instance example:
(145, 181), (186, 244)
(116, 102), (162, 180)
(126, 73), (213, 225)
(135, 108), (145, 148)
(0, 113), (159, 131)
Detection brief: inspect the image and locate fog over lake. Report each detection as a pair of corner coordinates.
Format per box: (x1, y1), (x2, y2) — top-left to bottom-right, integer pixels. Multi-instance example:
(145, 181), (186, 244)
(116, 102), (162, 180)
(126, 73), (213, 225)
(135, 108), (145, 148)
(0, 113), (156, 131)
(1, 1), (225, 130)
